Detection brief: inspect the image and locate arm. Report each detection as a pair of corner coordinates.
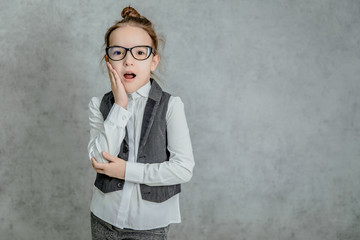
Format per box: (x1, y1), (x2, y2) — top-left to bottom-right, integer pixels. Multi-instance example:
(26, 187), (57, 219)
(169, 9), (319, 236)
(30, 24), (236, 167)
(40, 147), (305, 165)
(87, 96), (132, 164)
(125, 96), (195, 186)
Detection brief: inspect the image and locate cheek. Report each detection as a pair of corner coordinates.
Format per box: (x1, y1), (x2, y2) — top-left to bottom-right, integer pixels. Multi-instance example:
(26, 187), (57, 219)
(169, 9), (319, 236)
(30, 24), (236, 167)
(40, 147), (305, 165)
(110, 61), (121, 68)
(138, 63), (152, 74)
(110, 62), (123, 75)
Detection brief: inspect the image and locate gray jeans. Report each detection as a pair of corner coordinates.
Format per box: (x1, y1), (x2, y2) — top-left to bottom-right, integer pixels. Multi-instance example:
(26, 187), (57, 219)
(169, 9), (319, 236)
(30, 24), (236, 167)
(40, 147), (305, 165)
(90, 212), (170, 240)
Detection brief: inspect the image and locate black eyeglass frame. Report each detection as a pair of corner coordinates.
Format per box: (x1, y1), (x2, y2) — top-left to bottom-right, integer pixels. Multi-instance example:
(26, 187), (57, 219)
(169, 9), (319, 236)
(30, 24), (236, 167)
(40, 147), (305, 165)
(105, 45), (156, 61)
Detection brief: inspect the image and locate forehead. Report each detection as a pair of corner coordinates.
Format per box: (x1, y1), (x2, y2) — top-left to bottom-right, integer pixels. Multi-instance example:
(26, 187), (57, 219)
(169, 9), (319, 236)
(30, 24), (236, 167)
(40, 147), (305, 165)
(109, 25), (153, 47)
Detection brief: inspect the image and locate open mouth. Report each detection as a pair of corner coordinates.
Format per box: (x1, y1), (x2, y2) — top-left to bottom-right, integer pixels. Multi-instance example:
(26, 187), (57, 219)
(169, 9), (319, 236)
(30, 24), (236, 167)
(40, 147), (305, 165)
(124, 73), (136, 79)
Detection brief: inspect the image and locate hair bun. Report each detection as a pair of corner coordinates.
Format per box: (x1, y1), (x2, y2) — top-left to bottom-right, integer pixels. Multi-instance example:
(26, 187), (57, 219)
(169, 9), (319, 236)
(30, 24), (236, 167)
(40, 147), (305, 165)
(121, 6), (141, 18)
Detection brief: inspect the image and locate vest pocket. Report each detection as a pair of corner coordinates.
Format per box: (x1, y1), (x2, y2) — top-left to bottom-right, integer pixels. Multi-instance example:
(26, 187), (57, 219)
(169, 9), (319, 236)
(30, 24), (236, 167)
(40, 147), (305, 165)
(140, 184), (181, 203)
(94, 173), (125, 193)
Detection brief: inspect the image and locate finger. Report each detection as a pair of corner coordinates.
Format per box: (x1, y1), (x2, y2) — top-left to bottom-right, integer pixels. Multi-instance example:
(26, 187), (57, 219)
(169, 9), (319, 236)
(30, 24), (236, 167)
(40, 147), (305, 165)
(106, 62), (112, 82)
(111, 65), (120, 80)
(109, 64), (122, 86)
(106, 62), (116, 87)
(92, 157), (106, 170)
(102, 151), (117, 162)
(93, 167), (105, 174)
(91, 161), (101, 172)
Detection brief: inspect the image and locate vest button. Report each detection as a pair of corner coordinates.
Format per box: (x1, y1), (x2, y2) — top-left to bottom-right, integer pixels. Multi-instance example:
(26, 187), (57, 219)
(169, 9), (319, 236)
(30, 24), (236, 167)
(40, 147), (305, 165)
(117, 183), (122, 188)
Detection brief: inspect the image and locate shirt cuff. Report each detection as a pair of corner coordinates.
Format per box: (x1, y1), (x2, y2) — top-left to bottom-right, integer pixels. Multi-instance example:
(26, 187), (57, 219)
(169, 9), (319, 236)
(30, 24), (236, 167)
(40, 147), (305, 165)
(125, 161), (145, 183)
(105, 103), (131, 127)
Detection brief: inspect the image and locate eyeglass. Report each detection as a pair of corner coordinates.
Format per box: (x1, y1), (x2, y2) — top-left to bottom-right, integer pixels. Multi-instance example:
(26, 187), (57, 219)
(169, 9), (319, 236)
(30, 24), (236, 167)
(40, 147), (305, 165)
(105, 45), (156, 61)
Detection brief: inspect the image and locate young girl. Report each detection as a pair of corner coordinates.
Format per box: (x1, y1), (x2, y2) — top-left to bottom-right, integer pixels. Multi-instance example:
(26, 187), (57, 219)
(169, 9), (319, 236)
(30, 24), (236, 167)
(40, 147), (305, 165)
(87, 6), (195, 240)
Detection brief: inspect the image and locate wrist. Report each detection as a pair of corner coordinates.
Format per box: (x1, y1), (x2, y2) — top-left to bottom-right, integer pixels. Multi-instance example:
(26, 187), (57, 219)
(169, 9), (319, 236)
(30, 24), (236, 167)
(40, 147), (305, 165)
(115, 101), (127, 109)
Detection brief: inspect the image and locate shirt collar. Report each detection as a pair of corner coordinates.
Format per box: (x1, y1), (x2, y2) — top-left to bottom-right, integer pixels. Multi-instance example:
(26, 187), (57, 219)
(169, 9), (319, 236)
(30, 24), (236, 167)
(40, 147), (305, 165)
(127, 80), (151, 100)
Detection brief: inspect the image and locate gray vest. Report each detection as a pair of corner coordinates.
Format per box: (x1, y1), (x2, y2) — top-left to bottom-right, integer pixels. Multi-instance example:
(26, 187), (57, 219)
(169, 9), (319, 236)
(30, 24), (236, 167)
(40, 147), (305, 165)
(94, 78), (181, 203)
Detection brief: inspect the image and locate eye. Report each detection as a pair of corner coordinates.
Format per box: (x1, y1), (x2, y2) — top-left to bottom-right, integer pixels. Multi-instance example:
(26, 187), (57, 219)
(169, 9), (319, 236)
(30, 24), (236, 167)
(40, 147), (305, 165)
(113, 50), (122, 55)
(136, 50), (145, 55)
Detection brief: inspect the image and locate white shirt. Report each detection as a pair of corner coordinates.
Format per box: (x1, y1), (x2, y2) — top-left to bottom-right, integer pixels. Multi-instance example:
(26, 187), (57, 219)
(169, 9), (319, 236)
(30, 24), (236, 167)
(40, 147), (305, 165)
(87, 80), (195, 230)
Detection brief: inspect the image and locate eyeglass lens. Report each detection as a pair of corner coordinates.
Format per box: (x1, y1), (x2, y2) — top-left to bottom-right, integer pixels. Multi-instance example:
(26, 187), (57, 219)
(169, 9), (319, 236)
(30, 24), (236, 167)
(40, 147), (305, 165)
(107, 46), (152, 61)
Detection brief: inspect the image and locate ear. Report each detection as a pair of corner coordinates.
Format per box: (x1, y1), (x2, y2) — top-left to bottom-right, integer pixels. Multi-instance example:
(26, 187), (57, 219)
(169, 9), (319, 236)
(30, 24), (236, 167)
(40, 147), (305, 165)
(105, 54), (109, 63)
(150, 54), (160, 72)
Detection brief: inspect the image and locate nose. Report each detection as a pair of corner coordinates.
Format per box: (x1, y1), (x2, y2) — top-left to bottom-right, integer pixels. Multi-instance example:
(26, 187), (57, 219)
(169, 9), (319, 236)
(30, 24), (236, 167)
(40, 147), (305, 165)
(123, 51), (135, 66)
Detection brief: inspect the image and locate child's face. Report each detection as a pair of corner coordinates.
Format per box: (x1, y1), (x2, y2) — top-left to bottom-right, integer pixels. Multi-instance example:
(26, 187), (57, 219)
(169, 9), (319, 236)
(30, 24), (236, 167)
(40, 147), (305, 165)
(105, 25), (160, 93)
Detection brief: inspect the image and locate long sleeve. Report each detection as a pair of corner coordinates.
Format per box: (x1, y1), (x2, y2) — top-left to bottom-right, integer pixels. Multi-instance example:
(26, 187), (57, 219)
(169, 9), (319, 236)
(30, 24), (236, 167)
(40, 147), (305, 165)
(87, 96), (132, 164)
(125, 96), (195, 186)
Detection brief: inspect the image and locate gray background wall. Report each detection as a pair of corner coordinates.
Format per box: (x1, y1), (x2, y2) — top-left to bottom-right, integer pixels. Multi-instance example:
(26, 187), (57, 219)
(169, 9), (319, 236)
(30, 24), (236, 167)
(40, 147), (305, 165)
(1, 0), (359, 239)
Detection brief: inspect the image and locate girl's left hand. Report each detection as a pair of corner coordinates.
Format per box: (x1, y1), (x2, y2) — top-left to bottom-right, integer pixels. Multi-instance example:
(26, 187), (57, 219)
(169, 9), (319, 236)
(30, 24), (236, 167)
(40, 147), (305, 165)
(91, 152), (126, 179)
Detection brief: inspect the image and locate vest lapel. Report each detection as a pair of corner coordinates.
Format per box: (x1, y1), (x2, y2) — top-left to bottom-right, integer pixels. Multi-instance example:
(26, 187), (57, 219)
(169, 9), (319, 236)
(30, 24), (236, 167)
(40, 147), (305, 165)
(99, 78), (162, 155)
(138, 79), (163, 157)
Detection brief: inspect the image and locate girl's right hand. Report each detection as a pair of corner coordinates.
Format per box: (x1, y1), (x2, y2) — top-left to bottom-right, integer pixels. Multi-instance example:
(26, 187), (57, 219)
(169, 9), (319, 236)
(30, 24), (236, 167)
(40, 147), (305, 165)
(106, 61), (128, 109)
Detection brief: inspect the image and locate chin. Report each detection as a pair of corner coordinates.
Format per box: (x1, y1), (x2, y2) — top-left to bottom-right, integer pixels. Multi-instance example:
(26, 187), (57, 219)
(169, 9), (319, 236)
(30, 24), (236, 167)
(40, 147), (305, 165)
(123, 83), (138, 94)
(123, 78), (149, 94)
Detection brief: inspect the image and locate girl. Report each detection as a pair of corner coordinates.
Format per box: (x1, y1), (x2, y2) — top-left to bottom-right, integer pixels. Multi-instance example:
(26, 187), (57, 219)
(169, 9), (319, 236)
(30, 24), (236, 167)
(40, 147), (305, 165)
(87, 6), (195, 240)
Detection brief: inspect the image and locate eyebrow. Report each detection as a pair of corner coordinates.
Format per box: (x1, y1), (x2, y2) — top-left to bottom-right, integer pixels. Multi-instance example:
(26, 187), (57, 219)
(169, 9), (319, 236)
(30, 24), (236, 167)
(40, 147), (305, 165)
(108, 45), (152, 48)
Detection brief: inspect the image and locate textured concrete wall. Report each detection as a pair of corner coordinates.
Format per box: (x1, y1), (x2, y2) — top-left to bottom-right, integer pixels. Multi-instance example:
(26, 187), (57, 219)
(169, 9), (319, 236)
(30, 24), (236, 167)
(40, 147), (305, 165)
(1, 0), (359, 239)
